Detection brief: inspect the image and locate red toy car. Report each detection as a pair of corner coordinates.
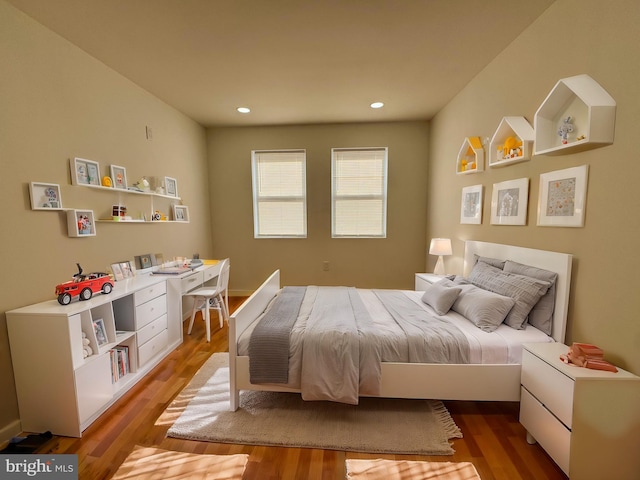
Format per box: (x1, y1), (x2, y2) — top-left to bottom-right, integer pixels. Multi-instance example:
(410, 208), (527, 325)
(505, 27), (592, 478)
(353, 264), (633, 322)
(56, 264), (114, 305)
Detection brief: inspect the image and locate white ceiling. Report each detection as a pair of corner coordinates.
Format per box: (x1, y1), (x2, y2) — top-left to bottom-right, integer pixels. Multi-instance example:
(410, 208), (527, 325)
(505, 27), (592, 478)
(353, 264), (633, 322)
(8, 0), (555, 127)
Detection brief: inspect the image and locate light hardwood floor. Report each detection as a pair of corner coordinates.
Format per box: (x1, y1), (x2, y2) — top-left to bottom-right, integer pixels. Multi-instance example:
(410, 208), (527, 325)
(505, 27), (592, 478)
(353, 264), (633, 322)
(44, 297), (567, 479)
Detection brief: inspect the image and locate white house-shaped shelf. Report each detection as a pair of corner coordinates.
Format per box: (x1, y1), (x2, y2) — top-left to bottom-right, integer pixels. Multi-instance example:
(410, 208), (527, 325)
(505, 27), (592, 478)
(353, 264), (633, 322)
(534, 74), (616, 155)
(489, 116), (535, 167)
(456, 136), (484, 175)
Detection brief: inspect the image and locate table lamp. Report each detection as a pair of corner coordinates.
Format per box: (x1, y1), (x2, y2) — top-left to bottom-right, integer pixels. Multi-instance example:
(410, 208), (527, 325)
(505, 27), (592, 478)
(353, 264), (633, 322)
(429, 238), (452, 275)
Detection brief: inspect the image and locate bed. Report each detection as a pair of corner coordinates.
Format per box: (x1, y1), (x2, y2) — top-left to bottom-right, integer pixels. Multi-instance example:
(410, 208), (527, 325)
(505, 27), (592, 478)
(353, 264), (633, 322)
(228, 241), (572, 411)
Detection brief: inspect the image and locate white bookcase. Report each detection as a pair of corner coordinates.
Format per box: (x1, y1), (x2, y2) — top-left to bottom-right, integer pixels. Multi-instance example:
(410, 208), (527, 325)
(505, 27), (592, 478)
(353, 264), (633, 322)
(534, 74), (616, 155)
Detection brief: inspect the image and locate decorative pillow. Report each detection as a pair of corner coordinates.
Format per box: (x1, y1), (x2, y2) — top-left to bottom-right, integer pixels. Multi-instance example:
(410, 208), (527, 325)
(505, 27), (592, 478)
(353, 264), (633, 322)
(451, 284), (515, 332)
(473, 254), (506, 270)
(504, 260), (558, 335)
(468, 262), (551, 330)
(421, 282), (462, 315)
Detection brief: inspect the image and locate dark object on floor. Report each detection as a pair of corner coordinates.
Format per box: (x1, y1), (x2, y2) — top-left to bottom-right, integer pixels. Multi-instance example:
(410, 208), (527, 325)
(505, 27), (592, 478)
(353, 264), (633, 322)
(0, 431), (57, 454)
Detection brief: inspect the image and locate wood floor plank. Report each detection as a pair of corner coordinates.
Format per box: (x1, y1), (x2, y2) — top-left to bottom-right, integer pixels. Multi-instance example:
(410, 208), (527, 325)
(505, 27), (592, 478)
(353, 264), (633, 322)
(24, 296), (567, 480)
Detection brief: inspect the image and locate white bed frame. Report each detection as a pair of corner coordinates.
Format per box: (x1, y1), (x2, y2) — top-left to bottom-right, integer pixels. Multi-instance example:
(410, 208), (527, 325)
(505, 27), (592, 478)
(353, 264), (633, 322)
(228, 241), (572, 411)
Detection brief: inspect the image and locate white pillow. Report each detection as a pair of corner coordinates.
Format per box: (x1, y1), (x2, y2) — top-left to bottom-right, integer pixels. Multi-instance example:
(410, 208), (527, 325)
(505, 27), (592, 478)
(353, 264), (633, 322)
(452, 284), (515, 332)
(421, 282), (462, 315)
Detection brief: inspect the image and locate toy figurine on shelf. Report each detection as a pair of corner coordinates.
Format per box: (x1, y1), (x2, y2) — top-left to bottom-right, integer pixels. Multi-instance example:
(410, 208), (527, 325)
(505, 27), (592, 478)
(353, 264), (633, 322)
(557, 116), (574, 144)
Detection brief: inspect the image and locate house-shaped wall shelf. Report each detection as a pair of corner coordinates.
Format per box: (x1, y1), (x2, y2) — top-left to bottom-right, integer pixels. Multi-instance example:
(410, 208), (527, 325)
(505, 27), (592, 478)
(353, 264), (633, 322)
(456, 136), (484, 174)
(534, 74), (616, 156)
(489, 116), (535, 167)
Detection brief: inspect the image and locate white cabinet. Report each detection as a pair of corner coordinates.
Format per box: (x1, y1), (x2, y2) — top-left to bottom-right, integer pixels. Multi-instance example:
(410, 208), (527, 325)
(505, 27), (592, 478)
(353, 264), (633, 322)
(520, 343), (640, 479)
(6, 275), (177, 438)
(414, 273), (445, 291)
(534, 74), (616, 155)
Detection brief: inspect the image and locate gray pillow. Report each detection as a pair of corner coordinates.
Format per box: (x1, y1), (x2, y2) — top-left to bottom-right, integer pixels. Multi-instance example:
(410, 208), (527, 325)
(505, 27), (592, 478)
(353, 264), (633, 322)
(468, 262), (551, 330)
(421, 282), (462, 315)
(451, 284), (515, 332)
(504, 260), (558, 335)
(473, 254), (506, 270)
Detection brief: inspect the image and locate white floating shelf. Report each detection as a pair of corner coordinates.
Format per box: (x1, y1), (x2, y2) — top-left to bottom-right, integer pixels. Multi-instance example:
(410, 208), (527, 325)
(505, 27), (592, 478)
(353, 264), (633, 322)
(489, 116), (535, 167)
(456, 137), (484, 175)
(534, 74), (616, 156)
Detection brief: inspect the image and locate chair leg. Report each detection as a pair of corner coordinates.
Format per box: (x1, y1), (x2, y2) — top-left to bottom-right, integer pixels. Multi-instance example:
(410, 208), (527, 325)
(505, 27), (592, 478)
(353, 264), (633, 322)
(204, 299), (211, 342)
(187, 297), (199, 335)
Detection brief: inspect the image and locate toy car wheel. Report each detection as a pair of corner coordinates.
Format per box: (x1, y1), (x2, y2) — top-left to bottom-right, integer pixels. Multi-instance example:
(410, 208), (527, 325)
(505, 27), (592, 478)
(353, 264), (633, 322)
(80, 288), (93, 301)
(58, 293), (72, 305)
(102, 283), (113, 294)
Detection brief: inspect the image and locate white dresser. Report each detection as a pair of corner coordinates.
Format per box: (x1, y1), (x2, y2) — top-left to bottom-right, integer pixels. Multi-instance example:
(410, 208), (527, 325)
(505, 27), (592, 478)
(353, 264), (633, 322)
(520, 342), (640, 479)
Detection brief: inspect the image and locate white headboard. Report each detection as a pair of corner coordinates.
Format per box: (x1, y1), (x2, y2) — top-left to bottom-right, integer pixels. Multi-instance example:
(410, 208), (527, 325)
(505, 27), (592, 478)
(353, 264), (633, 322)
(464, 241), (573, 343)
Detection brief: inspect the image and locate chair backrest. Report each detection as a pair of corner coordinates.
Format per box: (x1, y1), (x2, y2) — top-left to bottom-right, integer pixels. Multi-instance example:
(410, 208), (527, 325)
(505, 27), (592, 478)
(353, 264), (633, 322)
(216, 258), (230, 293)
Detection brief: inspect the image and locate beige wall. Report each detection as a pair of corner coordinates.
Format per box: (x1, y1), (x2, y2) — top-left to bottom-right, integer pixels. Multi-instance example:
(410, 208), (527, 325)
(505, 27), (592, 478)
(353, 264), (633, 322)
(428, 0), (640, 373)
(207, 122), (429, 292)
(0, 1), (212, 439)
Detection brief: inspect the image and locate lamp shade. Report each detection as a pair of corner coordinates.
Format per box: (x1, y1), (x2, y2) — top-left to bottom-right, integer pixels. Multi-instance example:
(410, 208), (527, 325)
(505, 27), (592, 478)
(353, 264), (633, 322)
(429, 238), (452, 256)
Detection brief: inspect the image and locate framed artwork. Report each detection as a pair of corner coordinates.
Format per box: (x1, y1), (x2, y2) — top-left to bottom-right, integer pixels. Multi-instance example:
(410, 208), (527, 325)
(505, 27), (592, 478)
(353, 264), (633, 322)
(134, 254), (153, 270)
(172, 205), (189, 222)
(491, 177), (529, 225)
(165, 176), (178, 197)
(71, 157), (101, 186)
(29, 182), (63, 210)
(537, 165), (589, 227)
(119, 261), (134, 278)
(110, 165), (128, 190)
(460, 184), (483, 224)
(111, 263), (124, 281)
(93, 318), (108, 346)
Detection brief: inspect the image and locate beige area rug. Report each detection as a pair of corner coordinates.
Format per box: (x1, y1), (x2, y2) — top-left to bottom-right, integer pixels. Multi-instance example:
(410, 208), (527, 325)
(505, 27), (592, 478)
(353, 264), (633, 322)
(112, 446), (248, 480)
(346, 459), (481, 480)
(166, 353), (462, 455)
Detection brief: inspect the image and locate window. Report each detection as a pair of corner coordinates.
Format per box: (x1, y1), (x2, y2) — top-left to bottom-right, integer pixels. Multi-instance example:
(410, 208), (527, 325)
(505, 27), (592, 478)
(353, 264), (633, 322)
(332, 147), (388, 238)
(252, 149), (307, 238)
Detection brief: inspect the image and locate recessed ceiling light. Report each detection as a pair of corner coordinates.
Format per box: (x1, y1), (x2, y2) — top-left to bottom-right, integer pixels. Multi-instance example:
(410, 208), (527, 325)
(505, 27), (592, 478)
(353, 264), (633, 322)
(370, 102), (384, 109)
(237, 107), (251, 114)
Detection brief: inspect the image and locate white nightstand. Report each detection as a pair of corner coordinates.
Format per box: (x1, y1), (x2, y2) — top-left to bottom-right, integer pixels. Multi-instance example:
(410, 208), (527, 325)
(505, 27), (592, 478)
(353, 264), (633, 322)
(520, 342), (640, 479)
(414, 273), (446, 291)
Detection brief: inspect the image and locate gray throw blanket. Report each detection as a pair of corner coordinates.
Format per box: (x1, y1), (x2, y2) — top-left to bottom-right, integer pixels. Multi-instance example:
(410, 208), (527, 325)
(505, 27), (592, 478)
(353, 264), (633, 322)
(248, 286), (306, 383)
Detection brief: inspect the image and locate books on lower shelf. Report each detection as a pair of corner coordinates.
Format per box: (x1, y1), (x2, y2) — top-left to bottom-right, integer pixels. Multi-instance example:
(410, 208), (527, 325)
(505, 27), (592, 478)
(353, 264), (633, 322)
(110, 346), (130, 383)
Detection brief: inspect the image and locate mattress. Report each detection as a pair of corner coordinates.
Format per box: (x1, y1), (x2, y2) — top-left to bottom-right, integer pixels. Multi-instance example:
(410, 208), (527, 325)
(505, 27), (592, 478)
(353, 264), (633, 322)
(237, 288), (553, 365)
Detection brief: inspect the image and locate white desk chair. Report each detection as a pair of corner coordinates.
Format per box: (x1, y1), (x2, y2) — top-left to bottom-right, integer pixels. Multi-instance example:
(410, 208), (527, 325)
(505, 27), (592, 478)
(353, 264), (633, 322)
(185, 258), (230, 342)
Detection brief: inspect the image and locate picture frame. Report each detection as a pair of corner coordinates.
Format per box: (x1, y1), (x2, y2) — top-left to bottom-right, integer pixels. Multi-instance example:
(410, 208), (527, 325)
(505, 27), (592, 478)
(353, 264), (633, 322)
(491, 177), (529, 225)
(29, 182), (63, 210)
(537, 165), (589, 227)
(110, 165), (128, 190)
(93, 318), (108, 346)
(71, 157), (101, 186)
(134, 254), (153, 270)
(172, 205), (189, 222)
(110, 263), (124, 281)
(460, 184), (483, 224)
(164, 176), (178, 197)
(119, 261), (134, 279)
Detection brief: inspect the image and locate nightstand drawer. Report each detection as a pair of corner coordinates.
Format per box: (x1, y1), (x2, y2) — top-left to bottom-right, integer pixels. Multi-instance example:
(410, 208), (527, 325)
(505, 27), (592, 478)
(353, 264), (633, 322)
(522, 348), (574, 428)
(520, 387), (570, 475)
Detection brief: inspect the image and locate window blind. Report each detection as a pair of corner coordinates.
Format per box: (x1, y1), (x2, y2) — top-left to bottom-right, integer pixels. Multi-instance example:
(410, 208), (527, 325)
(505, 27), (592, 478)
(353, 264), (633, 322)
(332, 147), (388, 238)
(252, 150), (307, 238)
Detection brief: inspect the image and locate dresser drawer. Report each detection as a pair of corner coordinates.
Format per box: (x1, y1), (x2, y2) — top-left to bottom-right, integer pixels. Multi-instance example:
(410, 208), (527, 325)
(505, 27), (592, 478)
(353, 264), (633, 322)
(181, 271), (204, 293)
(134, 282), (166, 306)
(520, 387), (570, 475)
(203, 265), (219, 283)
(137, 314), (168, 346)
(138, 329), (168, 366)
(135, 294), (167, 330)
(521, 349), (574, 428)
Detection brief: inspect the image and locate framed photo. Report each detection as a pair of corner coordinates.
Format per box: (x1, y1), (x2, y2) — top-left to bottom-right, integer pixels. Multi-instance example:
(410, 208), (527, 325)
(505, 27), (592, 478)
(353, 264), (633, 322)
(119, 261), (134, 279)
(172, 205), (189, 222)
(537, 165), (589, 227)
(134, 254), (153, 270)
(71, 157), (101, 186)
(164, 176), (178, 197)
(460, 184), (483, 224)
(491, 177), (529, 225)
(111, 263), (124, 281)
(110, 165), (128, 190)
(93, 318), (108, 346)
(29, 182), (63, 210)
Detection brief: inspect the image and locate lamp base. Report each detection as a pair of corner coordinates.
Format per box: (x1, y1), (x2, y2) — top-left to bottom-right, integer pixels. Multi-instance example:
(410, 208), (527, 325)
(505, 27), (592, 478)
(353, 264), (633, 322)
(433, 256), (445, 275)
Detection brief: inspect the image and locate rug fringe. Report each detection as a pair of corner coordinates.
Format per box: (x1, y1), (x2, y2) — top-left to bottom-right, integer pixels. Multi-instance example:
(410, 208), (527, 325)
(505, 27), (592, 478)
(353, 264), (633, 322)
(431, 401), (463, 440)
